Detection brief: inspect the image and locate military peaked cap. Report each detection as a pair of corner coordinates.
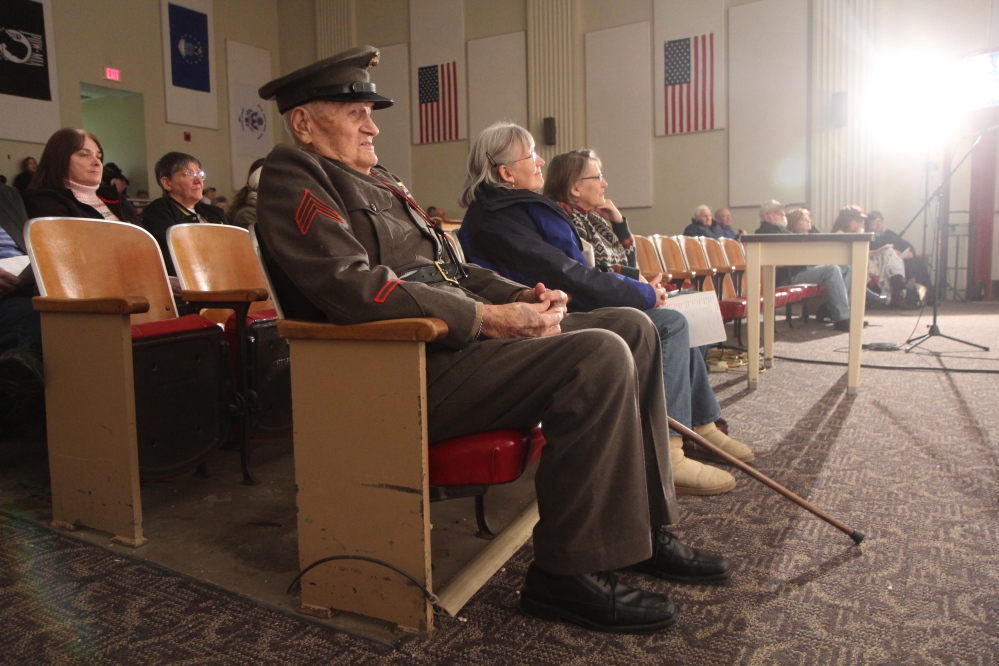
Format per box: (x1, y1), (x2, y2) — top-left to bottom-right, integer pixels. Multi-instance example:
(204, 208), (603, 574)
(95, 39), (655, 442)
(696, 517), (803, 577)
(259, 45), (393, 114)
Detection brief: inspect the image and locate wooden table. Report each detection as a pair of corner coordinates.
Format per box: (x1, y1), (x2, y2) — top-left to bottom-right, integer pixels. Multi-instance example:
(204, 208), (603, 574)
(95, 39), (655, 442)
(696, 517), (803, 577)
(741, 233), (872, 394)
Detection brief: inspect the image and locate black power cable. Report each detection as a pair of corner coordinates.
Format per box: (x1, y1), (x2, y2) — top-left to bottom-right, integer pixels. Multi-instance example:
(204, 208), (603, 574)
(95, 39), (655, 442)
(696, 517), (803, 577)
(287, 555), (446, 616)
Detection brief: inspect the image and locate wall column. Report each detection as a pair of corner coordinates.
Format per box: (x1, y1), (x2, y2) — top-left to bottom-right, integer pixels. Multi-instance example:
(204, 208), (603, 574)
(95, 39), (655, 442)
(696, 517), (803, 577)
(527, 0), (579, 159)
(315, 0), (356, 58)
(810, 0), (877, 226)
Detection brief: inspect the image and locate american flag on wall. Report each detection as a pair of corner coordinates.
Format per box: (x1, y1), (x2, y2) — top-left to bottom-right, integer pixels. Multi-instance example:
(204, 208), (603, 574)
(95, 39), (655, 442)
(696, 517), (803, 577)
(418, 61), (458, 143)
(663, 34), (715, 135)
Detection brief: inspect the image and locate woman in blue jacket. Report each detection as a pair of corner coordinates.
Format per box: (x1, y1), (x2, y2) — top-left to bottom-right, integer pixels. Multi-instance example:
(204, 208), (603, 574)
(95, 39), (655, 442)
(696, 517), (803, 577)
(459, 123), (753, 496)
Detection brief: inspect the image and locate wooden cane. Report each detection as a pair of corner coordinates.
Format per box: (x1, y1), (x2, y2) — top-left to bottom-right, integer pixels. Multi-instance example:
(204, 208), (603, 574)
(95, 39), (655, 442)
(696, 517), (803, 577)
(668, 417), (865, 544)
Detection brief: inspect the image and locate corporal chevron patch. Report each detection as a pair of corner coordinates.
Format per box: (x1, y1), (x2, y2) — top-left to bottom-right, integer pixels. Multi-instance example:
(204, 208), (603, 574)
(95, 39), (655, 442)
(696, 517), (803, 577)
(295, 189), (343, 235)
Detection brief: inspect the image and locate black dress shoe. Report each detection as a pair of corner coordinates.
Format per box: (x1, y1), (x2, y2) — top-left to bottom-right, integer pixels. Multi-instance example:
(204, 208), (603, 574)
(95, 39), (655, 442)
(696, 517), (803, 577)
(521, 563), (679, 633)
(626, 527), (732, 583)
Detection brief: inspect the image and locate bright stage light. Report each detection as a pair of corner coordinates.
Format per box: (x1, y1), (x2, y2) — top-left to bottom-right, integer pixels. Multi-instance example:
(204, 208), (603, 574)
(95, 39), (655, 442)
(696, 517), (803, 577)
(867, 51), (967, 151)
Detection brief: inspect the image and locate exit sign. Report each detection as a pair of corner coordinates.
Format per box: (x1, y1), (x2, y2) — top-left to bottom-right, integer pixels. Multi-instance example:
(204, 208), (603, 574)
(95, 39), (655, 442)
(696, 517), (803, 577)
(105, 68), (120, 82)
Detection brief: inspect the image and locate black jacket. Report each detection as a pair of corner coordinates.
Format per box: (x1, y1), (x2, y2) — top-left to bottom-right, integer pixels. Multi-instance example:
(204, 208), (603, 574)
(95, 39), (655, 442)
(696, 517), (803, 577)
(22, 184), (132, 222)
(683, 218), (720, 239)
(459, 185), (654, 312)
(140, 196), (227, 275)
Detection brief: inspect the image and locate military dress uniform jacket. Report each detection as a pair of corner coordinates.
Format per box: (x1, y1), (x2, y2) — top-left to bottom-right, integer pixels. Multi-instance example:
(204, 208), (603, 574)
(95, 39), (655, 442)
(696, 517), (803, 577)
(255, 144), (528, 352)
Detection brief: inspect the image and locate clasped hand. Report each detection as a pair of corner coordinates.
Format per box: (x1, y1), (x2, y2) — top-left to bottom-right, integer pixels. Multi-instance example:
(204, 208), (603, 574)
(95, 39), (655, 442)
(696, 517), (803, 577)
(480, 283), (567, 339)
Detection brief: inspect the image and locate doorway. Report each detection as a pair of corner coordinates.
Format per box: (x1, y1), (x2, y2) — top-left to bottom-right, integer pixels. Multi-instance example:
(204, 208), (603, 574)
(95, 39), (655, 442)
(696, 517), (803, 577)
(80, 82), (148, 197)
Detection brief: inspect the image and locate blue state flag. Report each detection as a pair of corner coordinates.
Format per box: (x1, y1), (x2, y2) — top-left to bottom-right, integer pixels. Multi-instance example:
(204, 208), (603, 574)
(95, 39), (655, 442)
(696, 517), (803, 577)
(168, 3), (210, 93)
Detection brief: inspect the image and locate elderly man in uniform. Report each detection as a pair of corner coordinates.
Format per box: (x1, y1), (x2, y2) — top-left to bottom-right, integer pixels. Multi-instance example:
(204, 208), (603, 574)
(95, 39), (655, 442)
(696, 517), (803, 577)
(255, 47), (733, 634)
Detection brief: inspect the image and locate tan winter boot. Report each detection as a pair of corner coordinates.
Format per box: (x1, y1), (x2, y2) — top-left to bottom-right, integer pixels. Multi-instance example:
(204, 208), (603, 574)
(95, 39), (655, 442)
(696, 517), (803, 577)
(684, 422), (755, 464)
(670, 436), (736, 495)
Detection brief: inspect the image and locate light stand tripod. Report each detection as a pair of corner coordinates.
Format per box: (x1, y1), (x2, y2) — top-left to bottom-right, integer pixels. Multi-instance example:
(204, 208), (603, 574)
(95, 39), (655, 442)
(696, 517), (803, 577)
(903, 132), (991, 353)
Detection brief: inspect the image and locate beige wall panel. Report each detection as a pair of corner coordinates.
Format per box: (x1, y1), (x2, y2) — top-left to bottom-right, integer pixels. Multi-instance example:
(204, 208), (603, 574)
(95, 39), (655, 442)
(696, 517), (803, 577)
(585, 22), (653, 208)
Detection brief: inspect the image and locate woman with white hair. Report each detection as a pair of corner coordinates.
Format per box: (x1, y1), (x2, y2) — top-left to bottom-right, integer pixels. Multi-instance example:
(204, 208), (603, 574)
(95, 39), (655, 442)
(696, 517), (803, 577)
(683, 204), (720, 238)
(459, 123), (753, 499)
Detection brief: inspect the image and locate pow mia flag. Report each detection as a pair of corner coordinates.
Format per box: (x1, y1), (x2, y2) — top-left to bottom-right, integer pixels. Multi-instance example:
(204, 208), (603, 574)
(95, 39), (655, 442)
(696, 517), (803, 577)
(0, 0), (51, 101)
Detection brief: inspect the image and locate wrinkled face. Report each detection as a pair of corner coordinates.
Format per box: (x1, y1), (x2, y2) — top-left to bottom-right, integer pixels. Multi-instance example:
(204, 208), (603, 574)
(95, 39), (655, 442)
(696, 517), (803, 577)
(765, 209), (787, 227)
(500, 140), (545, 191)
(572, 159), (606, 211)
(716, 209), (732, 226)
(309, 102), (379, 173)
(696, 208), (712, 225)
(789, 209), (812, 233)
(162, 160), (205, 208)
(67, 137), (103, 187)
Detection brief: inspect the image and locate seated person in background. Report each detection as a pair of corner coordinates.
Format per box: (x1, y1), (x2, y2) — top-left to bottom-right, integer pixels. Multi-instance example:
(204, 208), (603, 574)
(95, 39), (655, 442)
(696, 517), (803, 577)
(211, 195), (228, 213)
(136, 189), (150, 200)
(101, 163), (141, 224)
(755, 200), (859, 331)
(683, 205), (720, 238)
(228, 158), (265, 229)
(866, 210), (931, 303)
(256, 46), (733, 635)
(140, 152), (227, 276)
(201, 186), (217, 206)
(833, 205), (908, 308)
(786, 207), (818, 234)
(713, 208), (745, 239)
(460, 134), (753, 496)
(23, 128), (133, 222)
(426, 205), (446, 220)
(0, 182), (44, 434)
(12, 156), (36, 194)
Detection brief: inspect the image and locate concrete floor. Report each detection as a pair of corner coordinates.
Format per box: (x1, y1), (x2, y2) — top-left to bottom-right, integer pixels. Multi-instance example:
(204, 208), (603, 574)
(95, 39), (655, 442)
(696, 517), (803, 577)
(0, 434), (538, 646)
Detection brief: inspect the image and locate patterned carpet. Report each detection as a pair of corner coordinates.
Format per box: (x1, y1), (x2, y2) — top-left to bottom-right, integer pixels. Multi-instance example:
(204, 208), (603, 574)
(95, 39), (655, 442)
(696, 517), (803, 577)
(2, 302), (998, 664)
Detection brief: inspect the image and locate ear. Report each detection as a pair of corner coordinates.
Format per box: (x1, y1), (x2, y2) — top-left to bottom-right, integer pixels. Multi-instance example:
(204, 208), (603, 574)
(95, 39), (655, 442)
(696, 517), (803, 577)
(569, 181), (583, 202)
(159, 175), (173, 192)
(289, 106), (313, 145)
(496, 164), (516, 185)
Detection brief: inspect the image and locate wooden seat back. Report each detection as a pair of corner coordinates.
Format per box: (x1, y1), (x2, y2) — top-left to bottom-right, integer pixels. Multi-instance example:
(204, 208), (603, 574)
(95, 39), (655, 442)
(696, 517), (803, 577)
(700, 237), (736, 274)
(678, 235), (717, 291)
(652, 234), (696, 286)
(168, 223), (274, 324)
(720, 237), (747, 270)
(634, 235), (665, 279)
(26, 217), (176, 325)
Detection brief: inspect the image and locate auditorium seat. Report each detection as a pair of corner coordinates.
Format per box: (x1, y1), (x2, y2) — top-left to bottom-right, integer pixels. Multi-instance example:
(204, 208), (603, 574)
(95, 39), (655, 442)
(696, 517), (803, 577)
(167, 223), (290, 484)
(652, 234), (696, 288)
(248, 223), (546, 630)
(25, 217), (235, 547)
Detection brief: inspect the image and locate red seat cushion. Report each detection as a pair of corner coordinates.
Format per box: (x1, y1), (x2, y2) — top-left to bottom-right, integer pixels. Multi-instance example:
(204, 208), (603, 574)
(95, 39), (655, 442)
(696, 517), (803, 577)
(131, 314), (217, 340)
(719, 299), (747, 320)
(429, 425), (544, 487)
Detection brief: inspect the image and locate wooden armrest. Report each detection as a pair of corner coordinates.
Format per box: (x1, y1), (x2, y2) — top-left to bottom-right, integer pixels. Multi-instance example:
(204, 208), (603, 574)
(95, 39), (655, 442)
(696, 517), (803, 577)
(178, 288), (269, 303)
(278, 318), (448, 342)
(33, 295), (150, 315)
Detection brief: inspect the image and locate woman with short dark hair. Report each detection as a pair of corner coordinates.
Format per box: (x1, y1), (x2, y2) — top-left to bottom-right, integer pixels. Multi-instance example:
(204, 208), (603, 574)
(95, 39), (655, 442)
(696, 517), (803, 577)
(22, 128), (130, 222)
(140, 152), (227, 275)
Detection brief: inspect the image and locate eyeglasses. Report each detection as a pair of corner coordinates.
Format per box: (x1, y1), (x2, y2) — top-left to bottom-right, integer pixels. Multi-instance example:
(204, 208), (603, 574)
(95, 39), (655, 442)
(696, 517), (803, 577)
(578, 173), (604, 182)
(181, 170), (206, 180)
(486, 151), (537, 167)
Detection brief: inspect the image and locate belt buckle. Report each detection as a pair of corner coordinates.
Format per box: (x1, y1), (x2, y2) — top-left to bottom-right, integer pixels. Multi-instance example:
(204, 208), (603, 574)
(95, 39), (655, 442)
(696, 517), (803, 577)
(435, 261), (459, 284)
